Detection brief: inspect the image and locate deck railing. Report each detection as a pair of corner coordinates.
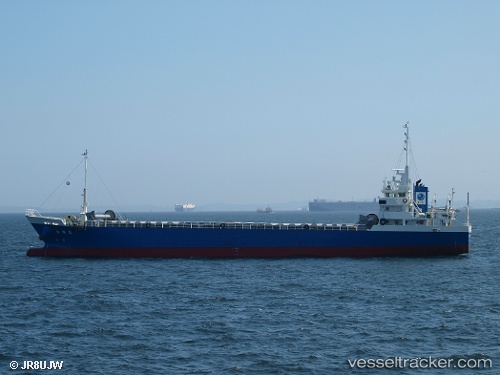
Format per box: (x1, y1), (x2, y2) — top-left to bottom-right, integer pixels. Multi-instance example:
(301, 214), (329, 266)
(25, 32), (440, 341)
(25, 209), (42, 217)
(82, 220), (364, 231)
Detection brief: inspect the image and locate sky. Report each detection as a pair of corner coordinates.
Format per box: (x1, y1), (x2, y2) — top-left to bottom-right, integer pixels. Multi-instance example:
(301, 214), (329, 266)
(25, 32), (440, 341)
(1, 1), (499, 212)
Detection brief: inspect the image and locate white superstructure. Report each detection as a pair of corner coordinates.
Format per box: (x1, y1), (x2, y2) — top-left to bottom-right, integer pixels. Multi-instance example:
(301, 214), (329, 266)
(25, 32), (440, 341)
(368, 123), (471, 233)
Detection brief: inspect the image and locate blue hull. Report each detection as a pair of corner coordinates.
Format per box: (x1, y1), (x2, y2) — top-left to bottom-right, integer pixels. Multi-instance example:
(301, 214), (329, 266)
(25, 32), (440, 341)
(27, 222), (470, 258)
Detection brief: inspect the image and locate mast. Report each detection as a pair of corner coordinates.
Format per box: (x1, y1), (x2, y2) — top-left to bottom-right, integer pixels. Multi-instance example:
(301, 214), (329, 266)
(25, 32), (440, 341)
(404, 122), (409, 171)
(80, 150), (89, 222)
(466, 192), (470, 226)
(403, 122), (410, 191)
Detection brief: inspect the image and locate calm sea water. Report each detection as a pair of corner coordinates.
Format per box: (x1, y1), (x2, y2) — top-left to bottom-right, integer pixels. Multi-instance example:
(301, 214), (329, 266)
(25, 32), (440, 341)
(1, 210), (499, 374)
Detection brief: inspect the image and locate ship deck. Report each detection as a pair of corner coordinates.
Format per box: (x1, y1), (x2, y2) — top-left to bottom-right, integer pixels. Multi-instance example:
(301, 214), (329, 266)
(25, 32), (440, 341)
(79, 220), (365, 231)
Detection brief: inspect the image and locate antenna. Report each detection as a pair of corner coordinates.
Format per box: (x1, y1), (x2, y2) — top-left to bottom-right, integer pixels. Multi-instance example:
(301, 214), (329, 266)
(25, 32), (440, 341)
(80, 150), (89, 221)
(466, 192), (470, 226)
(402, 122), (410, 187)
(403, 122), (409, 169)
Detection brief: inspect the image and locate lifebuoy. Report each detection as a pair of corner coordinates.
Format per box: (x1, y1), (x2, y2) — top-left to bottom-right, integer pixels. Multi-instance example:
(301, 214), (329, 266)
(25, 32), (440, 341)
(380, 219), (387, 225)
(146, 222), (151, 228)
(304, 224), (310, 230)
(403, 198), (408, 203)
(220, 223), (226, 229)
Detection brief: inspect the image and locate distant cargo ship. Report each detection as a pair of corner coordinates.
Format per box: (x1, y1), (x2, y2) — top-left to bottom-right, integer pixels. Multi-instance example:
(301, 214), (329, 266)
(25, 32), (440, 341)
(308, 199), (379, 212)
(257, 206), (273, 213)
(174, 203), (195, 212)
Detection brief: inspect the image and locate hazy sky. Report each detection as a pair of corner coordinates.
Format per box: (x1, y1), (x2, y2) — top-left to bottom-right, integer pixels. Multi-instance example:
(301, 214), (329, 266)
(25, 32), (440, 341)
(2, 1), (499, 211)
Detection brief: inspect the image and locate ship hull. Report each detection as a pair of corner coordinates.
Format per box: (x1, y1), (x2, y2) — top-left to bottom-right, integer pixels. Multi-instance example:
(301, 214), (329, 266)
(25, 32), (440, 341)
(27, 223), (470, 258)
(27, 244), (469, 258)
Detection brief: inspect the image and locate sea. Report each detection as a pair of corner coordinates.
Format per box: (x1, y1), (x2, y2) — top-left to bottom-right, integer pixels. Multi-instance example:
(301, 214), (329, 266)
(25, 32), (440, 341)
(1, 209), (498, 374)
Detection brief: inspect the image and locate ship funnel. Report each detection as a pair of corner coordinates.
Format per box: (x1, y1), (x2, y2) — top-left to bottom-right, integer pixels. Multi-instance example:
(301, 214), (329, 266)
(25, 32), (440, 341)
(414, 183), (429, 213)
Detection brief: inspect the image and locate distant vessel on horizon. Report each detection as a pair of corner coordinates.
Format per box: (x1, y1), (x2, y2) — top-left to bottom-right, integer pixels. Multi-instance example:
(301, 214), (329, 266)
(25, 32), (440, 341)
(308, 199), (379, 212)
(174, 203), (195, 212)
(257, 206), (273, 213)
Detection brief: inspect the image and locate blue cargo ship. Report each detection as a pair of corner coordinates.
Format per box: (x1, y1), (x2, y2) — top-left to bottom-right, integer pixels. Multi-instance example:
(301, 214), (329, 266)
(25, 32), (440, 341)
(26, 124), (471, 258)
